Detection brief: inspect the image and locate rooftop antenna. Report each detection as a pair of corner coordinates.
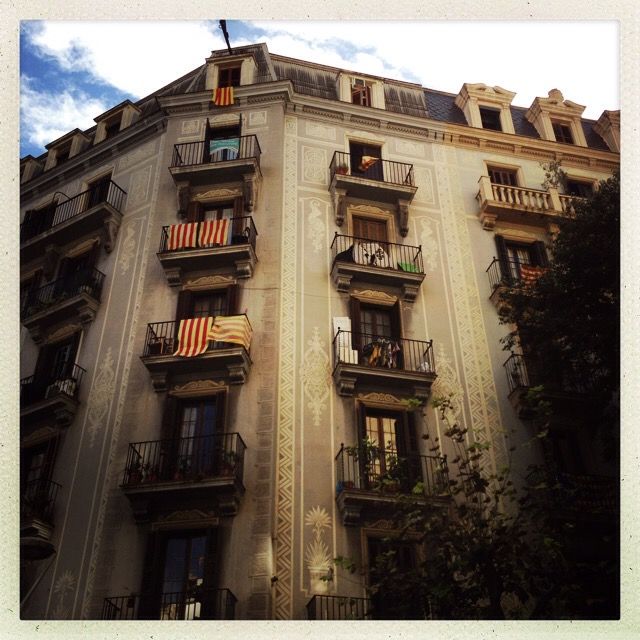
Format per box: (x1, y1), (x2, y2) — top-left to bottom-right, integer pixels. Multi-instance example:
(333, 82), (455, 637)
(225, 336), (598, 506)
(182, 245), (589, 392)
(219, 20), (232, 54)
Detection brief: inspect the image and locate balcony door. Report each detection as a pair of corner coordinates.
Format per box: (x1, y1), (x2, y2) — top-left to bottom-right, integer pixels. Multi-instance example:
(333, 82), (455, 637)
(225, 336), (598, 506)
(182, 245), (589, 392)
(495, 236), (549, 284)
(204, 119), (241, 163)
(21, 438), (58, 519)
(30, 334), (80, 399)
(352, 216), (388, 243)
(350, 297), (403, 368)
(349, 142), (382, 181)
(87, 173), (112, 209)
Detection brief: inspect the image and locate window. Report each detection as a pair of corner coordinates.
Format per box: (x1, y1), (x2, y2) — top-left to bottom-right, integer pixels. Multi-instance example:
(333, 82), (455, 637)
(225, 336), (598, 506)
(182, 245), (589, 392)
(139, 528), (219, 619)
(352, 216), (388, 243)
(55, 146), (71, 166)
(479, 106), (502, 131)
(104, 118), (121, 140)
(565, 179), (593, 198)
(176, 286), (238, 322)
(552, 121), (574, 144)
(349, 142), (382, 181)
(21, 437), (59, 521)
(87, 173), (112, 209)
(186, 200), (238, 223)
(20, 272), (42, 314)
(495, 236), (548, 284)
(351, 79), (371, 106)
(488, 166), (518, 186)
(204, 123), (241, 163)
(350, 297), (402, 368)
(22, 201), (58, 239)
(218, 65), (241, 88)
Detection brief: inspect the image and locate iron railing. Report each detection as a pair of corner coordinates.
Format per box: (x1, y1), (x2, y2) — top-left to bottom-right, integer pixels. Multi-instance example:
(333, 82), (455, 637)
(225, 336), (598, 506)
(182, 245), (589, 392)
(22, 268), (105, 319)
(331, 233), (424, 274)
(142, 315), (252, 357)
(486, 258), (545, 291)
(170, 135), (261, 169)
(20, 180), (127, 242)
(21, 478), (61, 523)
(158, 216), (257, 253)
(102, 588), (237, 620)
(332, 330), (435, 374)
(330, 151), (415, 187)
(306, 595), (372, 620)
(20, 362), (86, 406)
(504, 353), (593, 395)
(122, 432), (246, 487)
(335, 443), (449, 496)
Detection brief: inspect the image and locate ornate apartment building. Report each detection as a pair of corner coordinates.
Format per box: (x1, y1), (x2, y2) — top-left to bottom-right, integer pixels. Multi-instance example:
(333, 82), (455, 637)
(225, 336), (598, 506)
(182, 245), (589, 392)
(19, 43), (619, 620)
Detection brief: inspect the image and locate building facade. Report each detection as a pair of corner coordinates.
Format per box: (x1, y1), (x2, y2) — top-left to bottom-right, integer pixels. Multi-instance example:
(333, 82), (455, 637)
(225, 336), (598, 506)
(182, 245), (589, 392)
(19, 43), (619, 620)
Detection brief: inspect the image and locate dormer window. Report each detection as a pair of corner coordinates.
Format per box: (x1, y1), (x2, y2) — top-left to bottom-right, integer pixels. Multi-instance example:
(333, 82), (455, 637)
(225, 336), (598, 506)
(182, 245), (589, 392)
(56, 145), (71, 166)
(104, 118), (121, 141)
(218, 65), (241, 88)
(479, 106), (502, 131)
(351, 78), (371, 107)
(552, 121), (574, 144)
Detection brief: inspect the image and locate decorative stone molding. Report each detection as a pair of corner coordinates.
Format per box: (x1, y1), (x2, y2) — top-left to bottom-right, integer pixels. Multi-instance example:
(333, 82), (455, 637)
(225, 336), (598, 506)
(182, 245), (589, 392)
(235, 257), (255, 279)
(44, 323), (82, 345)
(397, 199), (410, 237)
(301, 328), (330, 427)
(455, 83), (516, 133)
(304, 506), (333, 593)
(21, 425), (60, 448)
(243, 174), (258, 212)
(65, 237), (99, 259)
(593, 110), (620, 153)
(401, 282), (420, 303)
(176, 182), (191, 217)
(195, 187), (242, 202)
(351, 289), (398, 306)
(227, 363), (248, 384)
(184, 275), (236, 290)
(102, 214), (121, 253)
(170, 379), (227, 397)
(152, 509), (219, 530)
(525, 89), (587, 146)
(330, 187), (347, 227)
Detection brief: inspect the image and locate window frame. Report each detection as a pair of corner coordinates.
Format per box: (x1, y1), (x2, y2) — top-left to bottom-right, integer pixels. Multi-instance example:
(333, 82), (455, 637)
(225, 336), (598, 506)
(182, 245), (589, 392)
(479, 106), (503, 131)
(217, 65), (241, 89)
(551, 120), (575, 145)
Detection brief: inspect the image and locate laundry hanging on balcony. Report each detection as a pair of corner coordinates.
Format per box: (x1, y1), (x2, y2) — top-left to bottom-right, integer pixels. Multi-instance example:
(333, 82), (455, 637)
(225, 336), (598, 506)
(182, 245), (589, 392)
(209, 137), (239, 161)
(208, 315), (252, 350)
(354, 242), (391, 268)
(168, 222), (199, 250)
(213, 86), (234, 106)
(199, 219), (230, 247)
(173, 317), (213, 357)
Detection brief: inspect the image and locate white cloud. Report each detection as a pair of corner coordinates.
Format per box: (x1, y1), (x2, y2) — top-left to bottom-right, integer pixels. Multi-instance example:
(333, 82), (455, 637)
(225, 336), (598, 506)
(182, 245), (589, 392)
(21, 75), (110, 151)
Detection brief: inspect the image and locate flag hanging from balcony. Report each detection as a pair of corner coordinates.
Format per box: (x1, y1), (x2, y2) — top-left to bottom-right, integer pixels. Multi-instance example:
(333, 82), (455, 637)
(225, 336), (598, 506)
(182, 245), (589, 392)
(209, 137), (239, 160)
(359, 155), (379, 171)
(213, 86), (234, 106)
(198, 219), (230, 247)
(173, 317), (213, 357)
(520, 264), (545, 287)
(167, 223), (199, 251)
(208, 315), (252, 350)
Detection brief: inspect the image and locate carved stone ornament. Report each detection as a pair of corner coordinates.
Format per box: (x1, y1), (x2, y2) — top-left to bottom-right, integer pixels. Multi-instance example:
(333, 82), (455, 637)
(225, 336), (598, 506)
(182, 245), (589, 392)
(331, 187), (347, 227)
(43, 323), (82, 345)
(152, 509), (219, 531)
(351, 289), (398, 306)
(357, 392), (404, 407)
(185, 275), (236, 290)
(176, 183), (191, 217)
(243, 174), (257, 212)
(195, 187), (242, 202)
(21, 426), (60, 448)
(170, 379), (227, 397)
(349, 203), (390, 216)
(102, 215), (121, 253)
(397, 200), (410, 237)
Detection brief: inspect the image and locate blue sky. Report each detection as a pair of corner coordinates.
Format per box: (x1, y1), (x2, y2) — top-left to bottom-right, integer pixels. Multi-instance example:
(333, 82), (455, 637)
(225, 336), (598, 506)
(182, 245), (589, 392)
(20, 20), (619, 158)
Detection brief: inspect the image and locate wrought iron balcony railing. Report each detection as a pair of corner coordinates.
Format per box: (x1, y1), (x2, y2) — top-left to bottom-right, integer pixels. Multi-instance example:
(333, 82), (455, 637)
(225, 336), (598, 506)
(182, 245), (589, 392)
(20, 180), (126, 242)
(330, 151), (415, 186)
(306, 595), (372, 620)
(22, 268), (105, 318)
(20, 363), (86, 406)
(332, 330), (435, 374)
(21, 478), (61, 523)
(486, 257), (545, 292)
(102, 588), (237, 620)
(122, 432), (246, 487)
(331, 233), (424, 274)
(170, 135), (261, 169)
(142, 316), (252, 357)
(335, 443), (448, 496)
(158, 216), (257, 253)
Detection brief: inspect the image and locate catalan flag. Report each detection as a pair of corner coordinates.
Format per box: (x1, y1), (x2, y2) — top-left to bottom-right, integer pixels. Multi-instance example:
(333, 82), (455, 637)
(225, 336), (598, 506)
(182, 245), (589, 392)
(359, 155), (379, 171)
(213, 86), (234, 106)
(173, 317), (213, 357)
(168, 223), (199, 251)
(208, 315), (252, 350)
(519, 264), (545, 287)
(198, 219), (230, 247)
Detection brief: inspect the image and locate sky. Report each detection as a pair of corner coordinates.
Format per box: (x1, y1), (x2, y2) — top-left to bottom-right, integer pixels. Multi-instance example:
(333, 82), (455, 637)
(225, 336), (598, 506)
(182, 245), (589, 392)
(19, 20), (619, 158)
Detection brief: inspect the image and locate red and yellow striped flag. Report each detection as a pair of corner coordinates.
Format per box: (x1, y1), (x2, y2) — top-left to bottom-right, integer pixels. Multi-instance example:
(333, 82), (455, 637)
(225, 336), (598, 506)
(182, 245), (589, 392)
(173, 317), (213, 357)
(213, 86), (234, 106)
(519, 264), (545, 287)
(208, 315), (252, 350)
(198, 219), (229, 247)
(167, 223), (199, 251)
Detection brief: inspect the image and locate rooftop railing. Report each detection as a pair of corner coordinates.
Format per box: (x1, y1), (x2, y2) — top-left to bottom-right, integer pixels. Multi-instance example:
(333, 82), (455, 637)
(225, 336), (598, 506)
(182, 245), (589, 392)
(22, 268), (105, 318)
(306, 595), (372, 620)
(21, 478), (61, 523)
(102, 588), (237, 620)
(158, 216), (257, 253)
(170, 135), (261, 169)
(329, 151), (415, 187)
(20, 363), (86, 406)
(20, 180), (126, 242)
(122, 432), (246, 487)
(331, 233), (424, 274)
(332, 330), (435, 374)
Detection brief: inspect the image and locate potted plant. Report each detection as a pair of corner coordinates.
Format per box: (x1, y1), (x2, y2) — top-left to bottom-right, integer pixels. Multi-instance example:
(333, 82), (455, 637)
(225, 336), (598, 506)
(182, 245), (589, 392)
(335, 163), (349, 175)
(345, 438), (380, 488)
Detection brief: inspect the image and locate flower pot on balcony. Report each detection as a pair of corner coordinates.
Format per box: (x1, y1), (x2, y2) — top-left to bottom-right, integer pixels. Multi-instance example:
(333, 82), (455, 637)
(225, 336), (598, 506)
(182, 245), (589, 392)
(336, 164), (349, 175)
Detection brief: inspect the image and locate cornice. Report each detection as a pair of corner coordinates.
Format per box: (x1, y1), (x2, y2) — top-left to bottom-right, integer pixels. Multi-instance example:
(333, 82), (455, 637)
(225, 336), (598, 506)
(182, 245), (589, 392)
(20, 111), (167, 202)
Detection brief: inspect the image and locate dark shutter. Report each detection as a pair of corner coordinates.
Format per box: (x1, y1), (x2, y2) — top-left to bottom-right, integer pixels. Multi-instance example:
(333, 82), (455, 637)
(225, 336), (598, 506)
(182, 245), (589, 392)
(532, 241), (549, 267)
(175, 290), (193, 322)
(349, 297), (362, 348)
(232, 196), (245, 238)
(226, 284), (239, 315)
(203, 119), (211, 163)
(160, 395), (179, 480)
(186, 201), (203, 223)
(201, 527), (220, 619)
(138, 531), (162, 619)
(390, 301), (402, 339)
(494, 235), (511, 285)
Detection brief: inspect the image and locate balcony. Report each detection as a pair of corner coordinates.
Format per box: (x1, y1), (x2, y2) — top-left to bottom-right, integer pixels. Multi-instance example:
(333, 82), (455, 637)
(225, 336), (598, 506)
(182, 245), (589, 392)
(332, 330), (436, 399)
(476, 176), (578, 231)
(21, 268), (105, 344)
(330, 233), (425, 302)
(157, 216), (258, 285)
(140, 316), (252, 391)
(485, 258), (545, 307)
(335, 443), (449, 525)
(329, 151), (417, 236)
(169, 136), (262, 213)
(503, 353), (595, 419)
(121, 432), (246, 521)
(20, 363), (86, 428)
(306, 595), (372, 620)
(20, 478), (61, 559)
(102, 588), (237, 620)
(20, 180), (126, 262)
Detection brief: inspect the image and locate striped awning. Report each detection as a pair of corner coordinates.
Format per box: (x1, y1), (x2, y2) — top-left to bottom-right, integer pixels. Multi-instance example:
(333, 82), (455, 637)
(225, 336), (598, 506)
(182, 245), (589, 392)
(173, 317), (213, 357)
(208, 315), (252, 350)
